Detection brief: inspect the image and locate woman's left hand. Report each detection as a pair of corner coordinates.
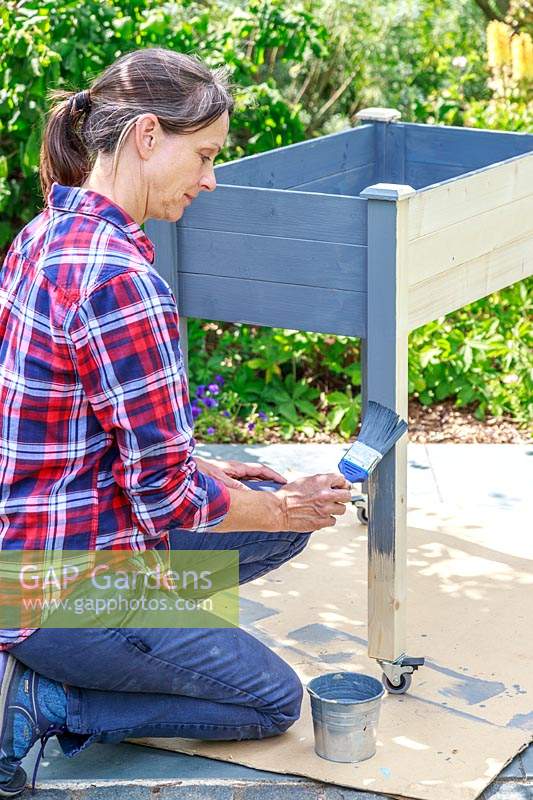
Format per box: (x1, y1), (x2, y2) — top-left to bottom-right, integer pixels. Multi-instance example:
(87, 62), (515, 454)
(194, 456), (287, 492)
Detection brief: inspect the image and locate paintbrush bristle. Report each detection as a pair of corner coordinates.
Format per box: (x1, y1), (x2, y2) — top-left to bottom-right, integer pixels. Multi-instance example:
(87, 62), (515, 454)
(358, 400), (408, 457)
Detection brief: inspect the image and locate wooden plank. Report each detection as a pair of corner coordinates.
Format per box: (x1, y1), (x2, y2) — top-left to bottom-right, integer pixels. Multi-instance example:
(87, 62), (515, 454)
(180, 185), (367, 245)
(408, 234), (533, 330)
(405, 161), (471, 190)
(387, 124), (406, 184)
(405, 122), (533, 168)
(408, 193), (533, 287)
(177, 274), (366, 337)
(360, 184), (411, 663)
(290, 162), (375, 196)
(178, 229), (367, 293)
(408, 151), (533, 240)
(144, 218), (189, 373)
(144, 219), (178, 298)
(215, 124), (375, 189)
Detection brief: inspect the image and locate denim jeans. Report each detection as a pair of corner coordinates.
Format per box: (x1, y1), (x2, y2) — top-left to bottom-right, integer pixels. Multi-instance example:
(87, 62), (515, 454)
(10, 480), (313, 758)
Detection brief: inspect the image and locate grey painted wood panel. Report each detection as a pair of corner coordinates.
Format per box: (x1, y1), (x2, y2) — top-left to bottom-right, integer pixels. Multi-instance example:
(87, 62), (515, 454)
(180, 186), (367, 245)
(177, 274), (366, 337)
(290, 162), (375, 196)
(214, 124), (375, 189)
(144, 218), (178, 299)
(387, 124), (406, 184)
(144, 218), (189, 373)
(405, 161), (474, 189)
(405, 123), (533, 168)
(178, 228), (367, 292)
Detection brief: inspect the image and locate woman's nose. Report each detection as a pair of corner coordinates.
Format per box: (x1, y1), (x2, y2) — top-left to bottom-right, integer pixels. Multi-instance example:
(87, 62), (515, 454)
(199, 170), (217, 192)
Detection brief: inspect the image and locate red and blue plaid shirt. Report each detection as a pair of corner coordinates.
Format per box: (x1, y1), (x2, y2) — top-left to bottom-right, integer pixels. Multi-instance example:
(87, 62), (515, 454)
(0, 182), (231, 648)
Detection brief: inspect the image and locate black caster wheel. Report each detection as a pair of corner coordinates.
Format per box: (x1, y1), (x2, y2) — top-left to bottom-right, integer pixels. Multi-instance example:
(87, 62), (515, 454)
(356, 507), (368, 525)
(382, 672), (412, 694)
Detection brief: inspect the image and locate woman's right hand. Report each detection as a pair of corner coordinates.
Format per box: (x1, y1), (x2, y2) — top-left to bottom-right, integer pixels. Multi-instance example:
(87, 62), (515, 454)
(275, 473), (352, 532)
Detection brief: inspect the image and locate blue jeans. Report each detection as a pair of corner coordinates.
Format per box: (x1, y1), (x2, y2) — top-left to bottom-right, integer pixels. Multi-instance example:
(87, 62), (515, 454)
(10, 480), (313, 758)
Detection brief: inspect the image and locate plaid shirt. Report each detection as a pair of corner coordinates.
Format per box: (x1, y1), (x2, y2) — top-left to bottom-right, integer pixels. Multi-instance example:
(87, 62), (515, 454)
(0, 182), (230, 648)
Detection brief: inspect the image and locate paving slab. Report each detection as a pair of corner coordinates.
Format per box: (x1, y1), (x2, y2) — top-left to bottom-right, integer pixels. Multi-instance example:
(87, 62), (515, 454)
(19, 444), (533, 798)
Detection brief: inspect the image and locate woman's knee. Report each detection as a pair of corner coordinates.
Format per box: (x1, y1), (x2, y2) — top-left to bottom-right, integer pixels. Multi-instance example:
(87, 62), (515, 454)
(261, 664), (304, 735)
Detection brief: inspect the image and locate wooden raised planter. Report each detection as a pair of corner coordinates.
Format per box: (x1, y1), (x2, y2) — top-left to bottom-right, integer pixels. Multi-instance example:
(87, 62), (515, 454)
(146, 107), (533, 691)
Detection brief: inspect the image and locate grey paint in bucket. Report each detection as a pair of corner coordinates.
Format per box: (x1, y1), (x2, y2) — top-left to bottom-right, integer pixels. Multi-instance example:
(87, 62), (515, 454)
(306, 672), (385, 762)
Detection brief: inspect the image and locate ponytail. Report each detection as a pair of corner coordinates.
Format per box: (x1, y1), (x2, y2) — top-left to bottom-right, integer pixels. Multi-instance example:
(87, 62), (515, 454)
(39, 89), (93, 201)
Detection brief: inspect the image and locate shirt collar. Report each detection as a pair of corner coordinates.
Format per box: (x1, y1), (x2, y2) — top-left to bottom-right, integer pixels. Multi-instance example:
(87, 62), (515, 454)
(47, 182), (155, 264)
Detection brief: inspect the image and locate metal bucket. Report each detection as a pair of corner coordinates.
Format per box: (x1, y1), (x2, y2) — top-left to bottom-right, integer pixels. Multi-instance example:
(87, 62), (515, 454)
(306, 671), (384, 762)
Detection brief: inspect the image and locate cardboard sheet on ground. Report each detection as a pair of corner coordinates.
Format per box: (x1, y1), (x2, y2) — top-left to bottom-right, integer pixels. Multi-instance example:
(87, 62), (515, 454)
(129, 468), (532, 800)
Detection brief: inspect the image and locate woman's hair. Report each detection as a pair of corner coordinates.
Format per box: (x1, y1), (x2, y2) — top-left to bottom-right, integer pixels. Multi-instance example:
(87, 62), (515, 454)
(39, 48), (235, 200)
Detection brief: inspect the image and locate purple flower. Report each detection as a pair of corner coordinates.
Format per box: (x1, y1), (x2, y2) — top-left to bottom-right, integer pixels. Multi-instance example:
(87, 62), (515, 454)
(195, 385), (207, 398)
(191, 406), (202, 419)
(258, 411), (268, 420)
(208, 383), (220, 395)
(214, 374), (225, 386)
(206, 426), (216, 435)
(247, 422), (256, 431)
(221, 410), (231, 418)
(204, 397), (218, 409)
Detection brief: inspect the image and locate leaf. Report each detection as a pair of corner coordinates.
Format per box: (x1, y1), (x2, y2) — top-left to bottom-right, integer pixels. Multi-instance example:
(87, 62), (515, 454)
(326, 391), (351, 407)
(346, 362), (361, 385)
(435, 382), (452, 401)
(327, 406), (347, 430)
(457, 385), (475, 405)
(294, 398), (319, 418)
(278, 401), (299, 424)
(339, 405), (359, 438)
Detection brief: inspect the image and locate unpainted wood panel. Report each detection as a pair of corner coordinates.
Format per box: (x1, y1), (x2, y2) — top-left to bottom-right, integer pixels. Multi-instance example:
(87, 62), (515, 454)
(365, 184), (410, 661)
(405, 123), (533, 168)
(290, 162), (375, 197)
(180, 185), (367, 246)
(408, 234), (533, 330)
(214, 125), (375, 189)
(408, 193), (532, 286)
(177, 273), (366, 337)
(408, 151), (533, 240)
(178, 228), (367, 292)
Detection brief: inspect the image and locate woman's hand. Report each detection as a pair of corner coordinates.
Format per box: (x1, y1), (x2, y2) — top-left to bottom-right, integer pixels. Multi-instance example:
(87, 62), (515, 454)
(194, 456), (287, 492)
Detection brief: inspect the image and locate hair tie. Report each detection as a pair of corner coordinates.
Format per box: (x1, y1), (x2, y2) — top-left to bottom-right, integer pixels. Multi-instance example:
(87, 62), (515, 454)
(71, 90), (92, 114)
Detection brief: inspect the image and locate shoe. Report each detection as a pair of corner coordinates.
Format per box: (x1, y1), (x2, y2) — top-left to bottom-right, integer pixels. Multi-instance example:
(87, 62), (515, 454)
(0, 652), (67, 796)
(0, 766), (27, 798)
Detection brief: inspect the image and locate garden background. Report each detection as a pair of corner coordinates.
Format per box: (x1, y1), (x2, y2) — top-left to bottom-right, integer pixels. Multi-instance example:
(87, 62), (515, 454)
(1, 0), (531, 443)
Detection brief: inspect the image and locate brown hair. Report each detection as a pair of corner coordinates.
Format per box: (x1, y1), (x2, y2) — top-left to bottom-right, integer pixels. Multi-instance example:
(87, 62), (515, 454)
(39, 47), (235, 201)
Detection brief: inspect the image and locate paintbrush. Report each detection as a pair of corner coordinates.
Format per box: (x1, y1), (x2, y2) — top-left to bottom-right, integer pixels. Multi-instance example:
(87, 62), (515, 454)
(338, 400), (408, 484)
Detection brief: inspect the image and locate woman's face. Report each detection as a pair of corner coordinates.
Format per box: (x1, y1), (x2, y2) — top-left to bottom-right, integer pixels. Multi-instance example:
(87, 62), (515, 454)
(142, 111), (230, 223)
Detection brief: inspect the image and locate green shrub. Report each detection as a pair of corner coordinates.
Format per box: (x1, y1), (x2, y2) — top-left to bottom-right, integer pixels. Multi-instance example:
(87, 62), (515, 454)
(1, 0), (531, 439)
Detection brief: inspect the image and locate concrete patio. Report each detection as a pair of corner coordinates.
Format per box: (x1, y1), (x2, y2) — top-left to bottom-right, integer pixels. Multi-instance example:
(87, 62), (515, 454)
(20, 443), (533, 799)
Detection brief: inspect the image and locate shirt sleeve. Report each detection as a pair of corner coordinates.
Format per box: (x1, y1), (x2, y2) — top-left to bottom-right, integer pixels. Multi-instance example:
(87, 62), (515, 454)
(66, 268), (230, 536)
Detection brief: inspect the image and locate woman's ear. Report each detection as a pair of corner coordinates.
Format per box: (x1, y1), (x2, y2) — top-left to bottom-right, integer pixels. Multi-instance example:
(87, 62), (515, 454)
(134, 114), (159, 161)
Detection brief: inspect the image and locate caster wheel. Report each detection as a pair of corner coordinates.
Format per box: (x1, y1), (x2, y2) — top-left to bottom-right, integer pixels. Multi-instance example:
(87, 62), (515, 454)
(382, 672), (412, 694)
(356, 507), (368, 525)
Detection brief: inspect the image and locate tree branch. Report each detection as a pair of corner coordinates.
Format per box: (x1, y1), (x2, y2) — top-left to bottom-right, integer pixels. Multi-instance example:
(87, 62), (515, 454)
(471, 0), (508, 21)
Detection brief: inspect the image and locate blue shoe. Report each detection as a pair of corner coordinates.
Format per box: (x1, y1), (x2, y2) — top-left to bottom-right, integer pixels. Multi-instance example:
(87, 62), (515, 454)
(0, 652), (67, 796)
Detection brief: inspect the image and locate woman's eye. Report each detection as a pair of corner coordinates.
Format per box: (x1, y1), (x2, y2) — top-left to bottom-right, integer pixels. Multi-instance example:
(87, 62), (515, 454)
(201, 155), (212, 164)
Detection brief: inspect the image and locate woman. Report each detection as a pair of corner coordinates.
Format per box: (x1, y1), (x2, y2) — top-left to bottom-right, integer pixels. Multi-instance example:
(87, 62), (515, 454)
(0, 47), (351, 797)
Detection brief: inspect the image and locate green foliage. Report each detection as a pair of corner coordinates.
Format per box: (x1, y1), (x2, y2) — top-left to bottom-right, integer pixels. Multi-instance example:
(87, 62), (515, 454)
(409, 279), (533, 424)
(1, 0), (531, 438)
